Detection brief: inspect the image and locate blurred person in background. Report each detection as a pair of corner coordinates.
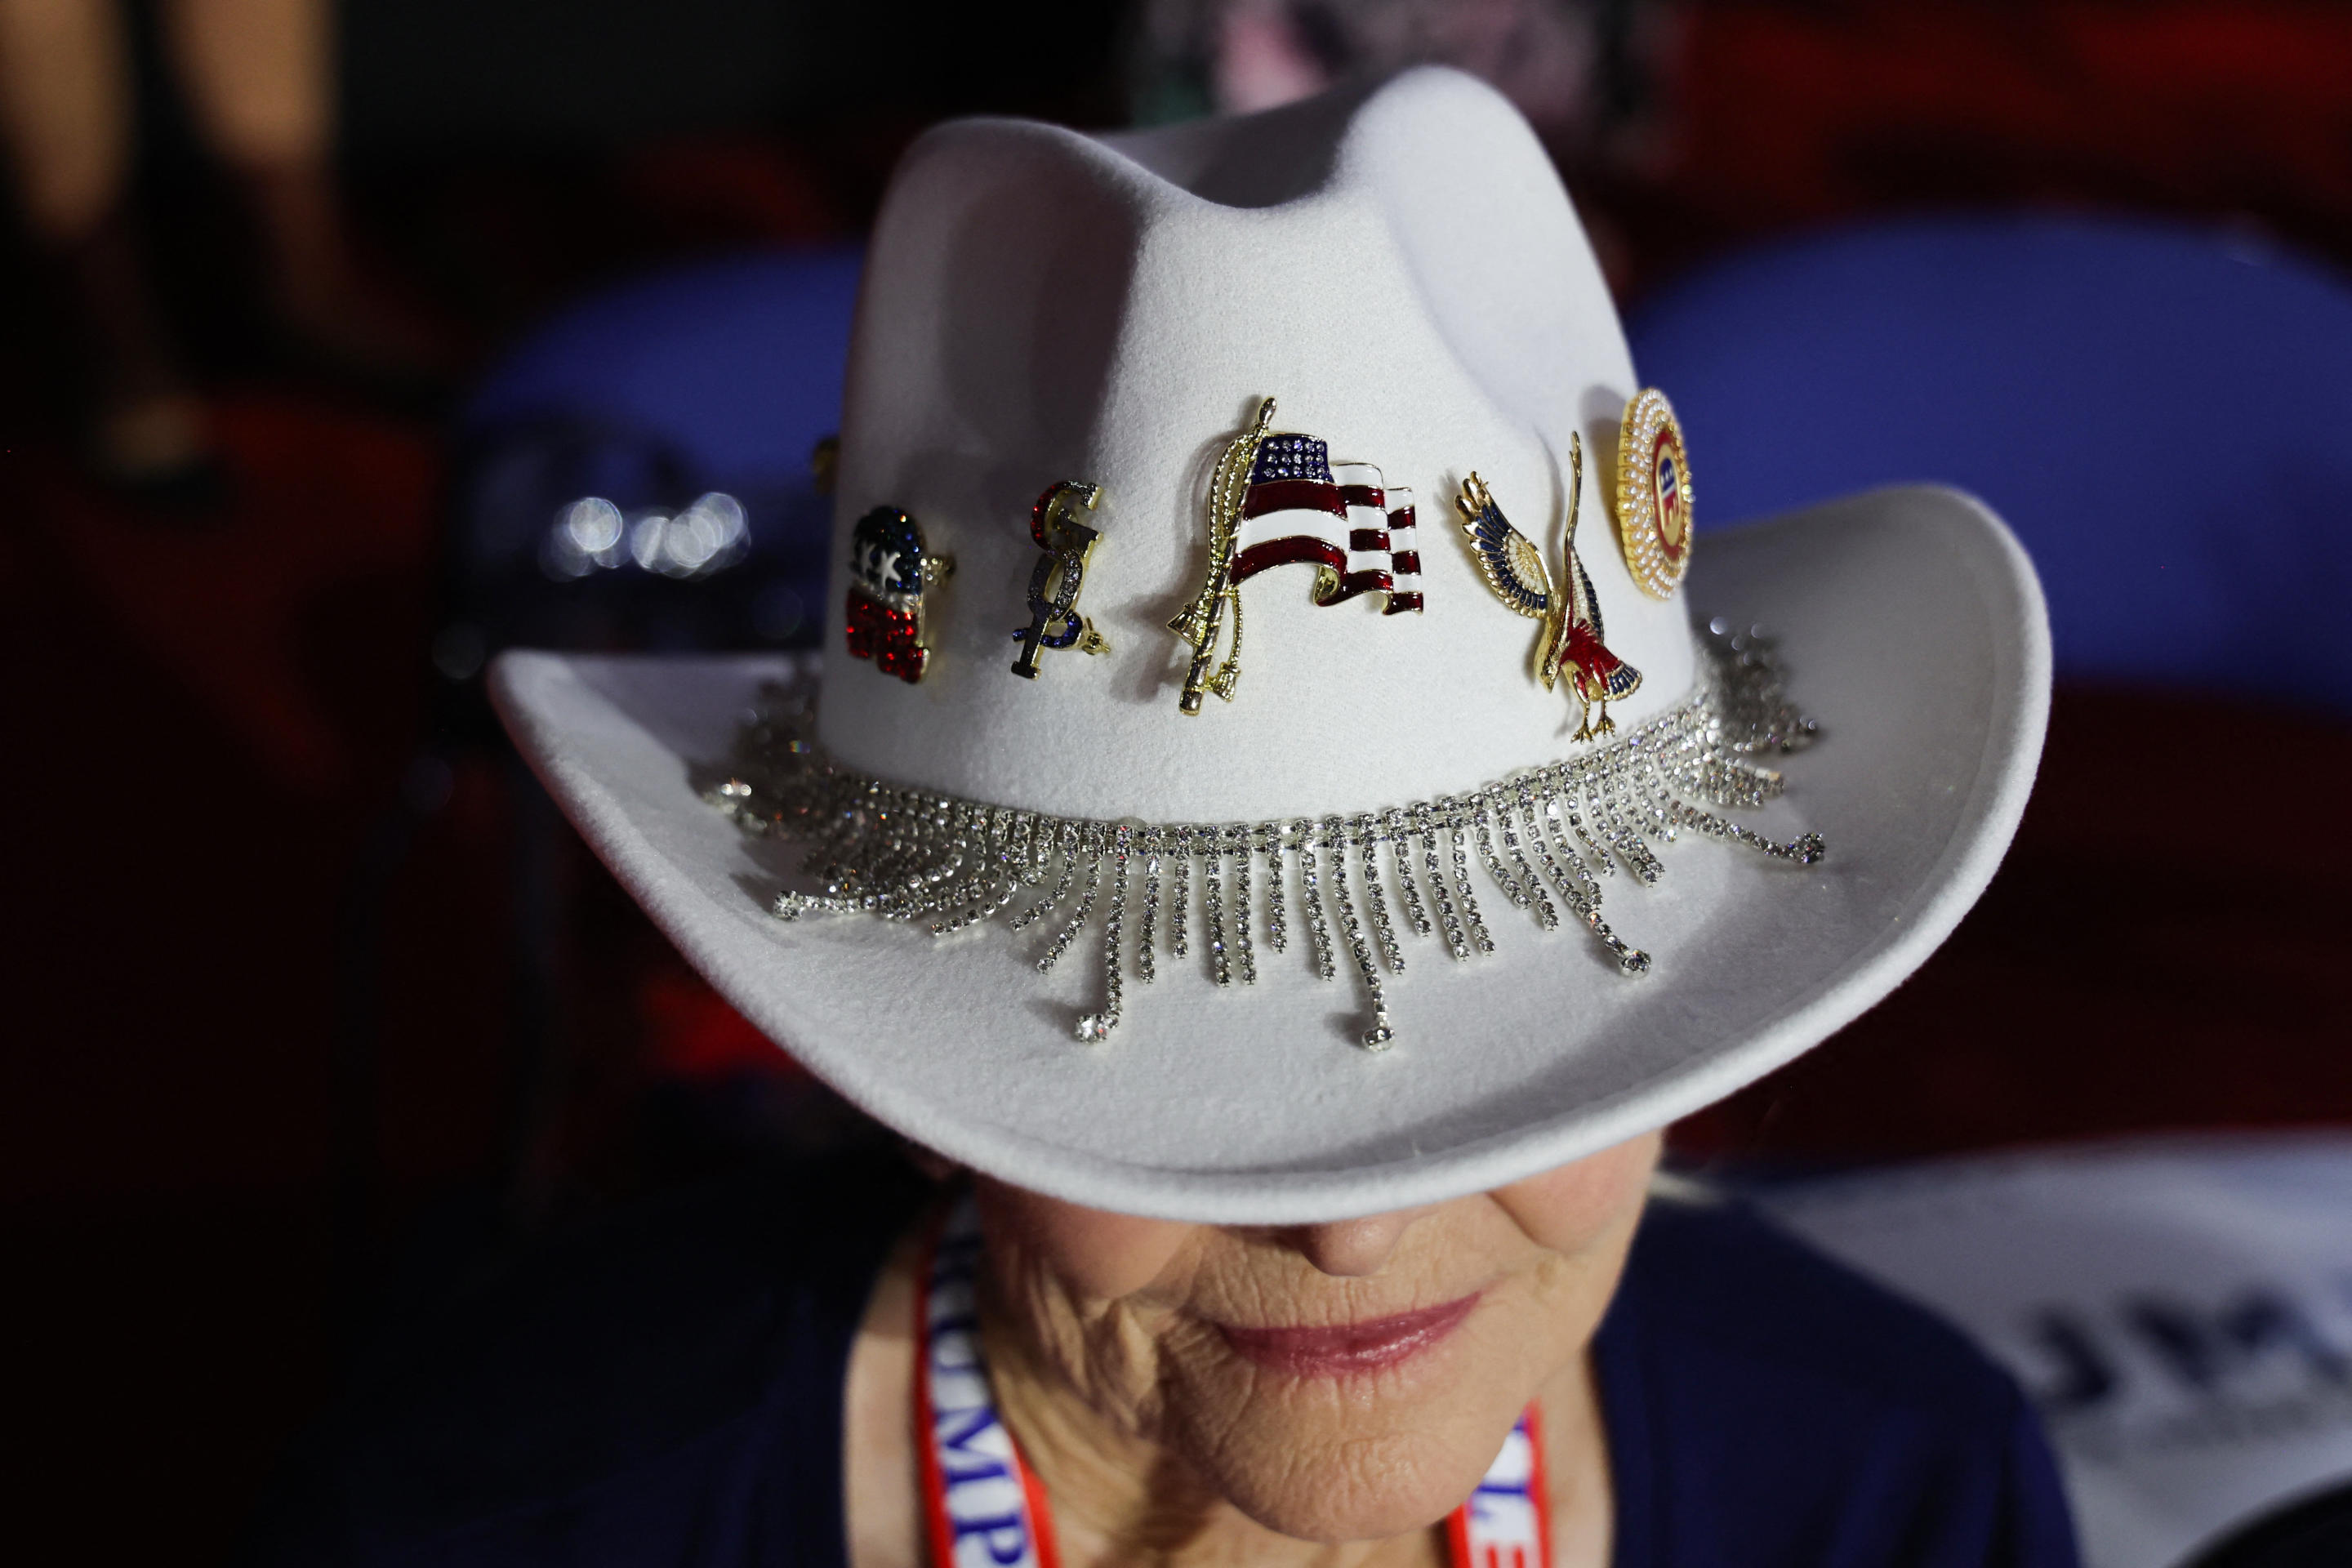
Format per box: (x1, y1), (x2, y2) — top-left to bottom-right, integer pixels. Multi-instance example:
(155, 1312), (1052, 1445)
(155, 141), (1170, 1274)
(1131, 0), (1626, 130)
(0, 0), (440, 498)
(1126, 0), (1674, 288)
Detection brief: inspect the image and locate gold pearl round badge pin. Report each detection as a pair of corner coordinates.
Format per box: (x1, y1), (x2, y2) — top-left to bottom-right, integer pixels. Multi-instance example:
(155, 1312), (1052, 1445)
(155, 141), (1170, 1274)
(1613, 389), (1693, 599)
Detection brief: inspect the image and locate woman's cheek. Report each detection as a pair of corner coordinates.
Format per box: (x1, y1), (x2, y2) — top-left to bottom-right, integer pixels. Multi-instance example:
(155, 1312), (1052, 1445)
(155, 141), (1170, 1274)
(1492, 1132), (1662, 1256)
(975, 1177), (1198, 1303)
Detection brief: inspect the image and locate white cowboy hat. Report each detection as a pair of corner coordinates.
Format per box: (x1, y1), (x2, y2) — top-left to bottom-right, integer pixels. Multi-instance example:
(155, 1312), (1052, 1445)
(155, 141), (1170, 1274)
(492, 67), (2049, 1224)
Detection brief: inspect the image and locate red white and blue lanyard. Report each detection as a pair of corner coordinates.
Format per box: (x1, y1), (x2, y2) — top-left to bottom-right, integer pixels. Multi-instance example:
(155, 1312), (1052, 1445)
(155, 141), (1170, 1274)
(915, 1194), (1554, 1568)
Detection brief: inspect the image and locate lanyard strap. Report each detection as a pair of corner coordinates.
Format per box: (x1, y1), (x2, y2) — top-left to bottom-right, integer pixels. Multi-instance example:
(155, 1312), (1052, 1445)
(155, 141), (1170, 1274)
(1446, 1399), (1552, 1568)
(915, 1195), (1551, 1568)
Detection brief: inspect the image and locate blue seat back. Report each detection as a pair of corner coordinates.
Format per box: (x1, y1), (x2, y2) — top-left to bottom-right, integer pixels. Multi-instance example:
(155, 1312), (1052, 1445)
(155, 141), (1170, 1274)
(447, 246), (863, 656)
(1627, 216), (2352, 711)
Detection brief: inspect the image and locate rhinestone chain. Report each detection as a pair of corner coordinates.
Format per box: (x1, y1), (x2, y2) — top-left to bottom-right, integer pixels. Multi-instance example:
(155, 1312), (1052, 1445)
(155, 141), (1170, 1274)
(710, 630), (1822, 1049)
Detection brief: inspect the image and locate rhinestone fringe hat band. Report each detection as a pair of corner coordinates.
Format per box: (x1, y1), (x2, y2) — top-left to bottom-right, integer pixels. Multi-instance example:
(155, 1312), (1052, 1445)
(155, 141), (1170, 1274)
(706, 630), (1824, 1052)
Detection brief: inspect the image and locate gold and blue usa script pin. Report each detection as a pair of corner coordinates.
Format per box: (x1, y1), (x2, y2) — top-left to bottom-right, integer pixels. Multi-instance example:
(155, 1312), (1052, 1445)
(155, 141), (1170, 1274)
(1012, 481), (1109, 678)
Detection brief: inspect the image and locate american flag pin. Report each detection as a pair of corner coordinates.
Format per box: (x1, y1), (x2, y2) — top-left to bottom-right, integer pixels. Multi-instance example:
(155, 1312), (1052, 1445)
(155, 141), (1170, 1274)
(1012, 480), (1110, 679)
(1456, 433), (1643, 742)
(845, 506), (953, 684)
(1167, 398), (1423, 715)
(1612, 388), (1694, 599)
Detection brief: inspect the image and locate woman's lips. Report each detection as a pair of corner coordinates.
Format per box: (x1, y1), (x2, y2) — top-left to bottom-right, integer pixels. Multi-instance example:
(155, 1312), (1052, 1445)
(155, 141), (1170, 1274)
(1218, 1294), (1481, 1378)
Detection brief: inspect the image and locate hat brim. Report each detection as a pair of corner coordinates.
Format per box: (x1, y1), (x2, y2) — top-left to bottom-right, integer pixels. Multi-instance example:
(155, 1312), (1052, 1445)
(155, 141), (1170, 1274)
(492, 484), (2047, 1223)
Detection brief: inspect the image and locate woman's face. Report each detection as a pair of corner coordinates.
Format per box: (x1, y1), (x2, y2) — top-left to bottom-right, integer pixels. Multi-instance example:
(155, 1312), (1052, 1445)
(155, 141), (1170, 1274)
(973, 1131), (1661, 1544)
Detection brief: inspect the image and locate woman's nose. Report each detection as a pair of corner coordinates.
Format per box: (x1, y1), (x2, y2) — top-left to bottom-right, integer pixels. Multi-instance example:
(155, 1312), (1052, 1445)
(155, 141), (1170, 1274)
(1285, 1208), (1430, 1276)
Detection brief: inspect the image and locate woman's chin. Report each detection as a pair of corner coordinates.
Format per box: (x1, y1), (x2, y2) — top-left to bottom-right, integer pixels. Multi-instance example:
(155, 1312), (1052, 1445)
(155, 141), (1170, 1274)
(1221, 1445), (1490, 1542)
(1179, 1399), (1517, 1544)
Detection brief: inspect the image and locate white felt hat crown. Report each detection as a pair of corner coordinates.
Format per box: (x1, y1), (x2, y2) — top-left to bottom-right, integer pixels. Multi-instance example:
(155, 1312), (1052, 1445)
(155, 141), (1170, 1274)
(823, 68), (1691, 816)
(492, 68), (2051, 1222)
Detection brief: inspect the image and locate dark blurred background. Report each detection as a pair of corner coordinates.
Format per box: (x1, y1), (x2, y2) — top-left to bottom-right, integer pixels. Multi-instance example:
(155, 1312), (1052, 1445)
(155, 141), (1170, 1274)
(3, 2), (2350, 1561)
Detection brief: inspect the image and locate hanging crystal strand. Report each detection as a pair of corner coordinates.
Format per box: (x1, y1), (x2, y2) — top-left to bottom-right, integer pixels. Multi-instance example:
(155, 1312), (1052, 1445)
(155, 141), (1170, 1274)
(1570, 874), (1652, 975)
(908, 798), (969, 911)
(884, 799), (950, 893)
(852, 808), (906, 909)
(1628, 744), (1682, 875)
(1010, 822), (1081, 929)
(1169, 826), (1192, 960)
(880, 799), (947, 919)
(1517, 777), (1592, 920)
(1591, 759), (1665, 884)
(1635, 750), (1694, 840)
(1698, 751), (1781, 811)
(836, 789), (897, 911)
(942, 807), (1005, 904)
(1770, 828), (1829, 864)
(1000, 820), (1060, 925)
(1385, 807), (1432, 938)
(1695, 748), (1783, 810)
(1038, 826), (1106, 971)
(1521, 782), (1648, 973)
(1023, 812), (1055, 884)
(1612, 769), (1668, 884)
(1203, 826), (1232, 987)
(1137, 828), (1161, 983)
(1444, 800), (1495, 955)
(918, 805), (980, 933)
(1324, 817), (1396, 1049)
(858, 813), (919, 916)
(1661, 716), (1713, 795)
(1554, 766), (1615, 880)
(999, 808), (1042, 893)
(1641, 742), (1820, 864)
(1469, 795), (1531, 915)
(1583, 760), (1638, 876)
(938, 809), (1018, 921)
(1076, 825), (1132, 1042)
(1530, 784), (1606, 918)
(889, 810), (965, 924)
(806, 777), (865, 865)
(1255, 824), (1288, 953)
(1705, 626), (1819, 755)
(1352, 813), (1405, 973)
(1493, 789), (1557, 930)
(927, 879), (992, 935)
(1414, 803), (1468, 960)
(1624, 745), (1679, 846)
(936, 870), (1022, 935)
(929, 804), (1012, 933)
(1661, 788), (1828, 864)
(772, 889), (858, 920)
(1647, 733), (1697, 817)
(1225, 825), (1258, 984)
(1293, 818), (1336, 980)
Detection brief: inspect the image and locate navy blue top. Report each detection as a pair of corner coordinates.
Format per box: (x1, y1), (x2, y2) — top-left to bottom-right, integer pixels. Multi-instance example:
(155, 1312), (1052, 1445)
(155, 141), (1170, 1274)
(244, 1158), (2078, 1567)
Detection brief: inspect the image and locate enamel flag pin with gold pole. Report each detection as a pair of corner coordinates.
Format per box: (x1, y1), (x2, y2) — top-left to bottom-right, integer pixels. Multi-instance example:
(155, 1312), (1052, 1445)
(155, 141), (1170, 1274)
(1456, 433), (1642, 740)
(1169, 398), (1422, 715)
(1169, 399), (1274, 713)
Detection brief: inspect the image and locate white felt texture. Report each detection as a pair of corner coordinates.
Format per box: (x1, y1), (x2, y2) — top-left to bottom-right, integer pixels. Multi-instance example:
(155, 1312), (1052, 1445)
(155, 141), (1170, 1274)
(492, 484), (2051, 1223)
(817, 68), (1696, 822)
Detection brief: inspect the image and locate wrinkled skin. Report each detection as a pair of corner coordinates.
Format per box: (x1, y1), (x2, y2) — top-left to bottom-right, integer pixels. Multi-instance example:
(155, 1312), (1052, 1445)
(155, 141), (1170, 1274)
(962, 1132), (1662, 1566)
